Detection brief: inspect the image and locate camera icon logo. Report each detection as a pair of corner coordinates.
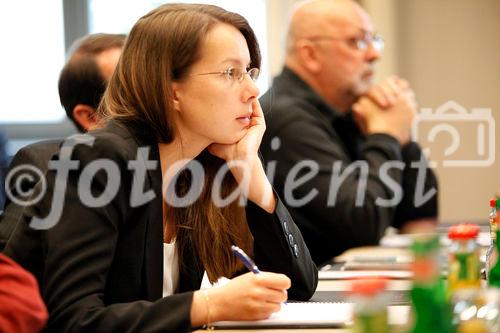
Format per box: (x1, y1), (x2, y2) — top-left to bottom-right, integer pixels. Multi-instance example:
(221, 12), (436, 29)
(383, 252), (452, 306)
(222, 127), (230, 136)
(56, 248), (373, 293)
(412, 100), (495, 167)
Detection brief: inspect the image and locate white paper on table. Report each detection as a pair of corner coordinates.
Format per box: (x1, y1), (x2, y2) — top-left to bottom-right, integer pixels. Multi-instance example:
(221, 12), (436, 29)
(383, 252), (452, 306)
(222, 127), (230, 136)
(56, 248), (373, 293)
(213, 303), (410, 328)
(319, 269), (413, 280)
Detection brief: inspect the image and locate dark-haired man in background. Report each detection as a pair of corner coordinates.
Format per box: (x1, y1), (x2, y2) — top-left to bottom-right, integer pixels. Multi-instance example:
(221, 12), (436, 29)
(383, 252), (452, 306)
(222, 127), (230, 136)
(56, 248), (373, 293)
(0, 33), (125, 250)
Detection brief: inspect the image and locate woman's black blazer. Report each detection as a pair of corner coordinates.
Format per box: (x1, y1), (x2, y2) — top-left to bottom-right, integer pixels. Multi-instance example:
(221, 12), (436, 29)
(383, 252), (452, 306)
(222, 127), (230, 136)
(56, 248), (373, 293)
(5, 119), (318, 332)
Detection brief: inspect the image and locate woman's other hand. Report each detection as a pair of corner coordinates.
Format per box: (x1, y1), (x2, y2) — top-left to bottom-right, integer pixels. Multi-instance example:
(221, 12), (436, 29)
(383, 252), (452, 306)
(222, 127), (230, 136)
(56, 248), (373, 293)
(190, 272), (291, 327)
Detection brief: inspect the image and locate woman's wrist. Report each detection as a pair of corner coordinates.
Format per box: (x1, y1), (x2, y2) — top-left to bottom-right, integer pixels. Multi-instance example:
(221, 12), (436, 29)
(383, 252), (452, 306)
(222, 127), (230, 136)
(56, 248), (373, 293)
(190, 291), (208, 328)
(227, 157), (276, 213)
(191, 289), (223, 328)
(202, 290), (214, 330)
(246, 163), (276, 213)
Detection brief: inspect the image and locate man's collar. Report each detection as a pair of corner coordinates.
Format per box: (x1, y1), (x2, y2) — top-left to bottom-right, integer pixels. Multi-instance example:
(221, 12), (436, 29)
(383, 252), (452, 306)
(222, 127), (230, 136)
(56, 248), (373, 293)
(278, 66), (344, 124)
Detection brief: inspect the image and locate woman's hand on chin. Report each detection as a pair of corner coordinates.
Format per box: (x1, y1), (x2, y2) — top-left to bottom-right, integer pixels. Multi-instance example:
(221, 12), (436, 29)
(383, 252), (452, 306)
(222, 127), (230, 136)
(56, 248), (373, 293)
(207, 98), (265, 163)
(207, 99), (276, 213)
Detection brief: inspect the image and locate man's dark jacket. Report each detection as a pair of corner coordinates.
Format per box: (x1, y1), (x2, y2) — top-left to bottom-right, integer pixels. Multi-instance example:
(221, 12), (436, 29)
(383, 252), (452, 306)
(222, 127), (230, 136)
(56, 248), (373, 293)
(260, 67), (438, 265)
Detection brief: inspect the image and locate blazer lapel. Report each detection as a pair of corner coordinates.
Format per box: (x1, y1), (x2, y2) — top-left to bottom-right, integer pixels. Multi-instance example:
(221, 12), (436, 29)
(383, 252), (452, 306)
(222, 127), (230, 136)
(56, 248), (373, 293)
(104, 119), (164, 300)
(139, 140), (163, 300)
(120, 119), (205, 297)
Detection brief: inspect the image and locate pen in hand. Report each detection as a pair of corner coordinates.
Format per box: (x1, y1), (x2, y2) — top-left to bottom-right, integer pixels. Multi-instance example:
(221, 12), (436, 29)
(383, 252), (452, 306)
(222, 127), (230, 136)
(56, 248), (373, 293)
(231, 245), (260, 274)
(232, 245), (289, 306)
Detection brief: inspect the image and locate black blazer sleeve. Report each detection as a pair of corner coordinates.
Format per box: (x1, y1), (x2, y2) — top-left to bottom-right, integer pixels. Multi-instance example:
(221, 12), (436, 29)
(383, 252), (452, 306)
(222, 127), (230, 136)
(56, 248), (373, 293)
(25, 135), (193, 332)
(245, 197), (318, 301)
(0, 140), (61, 251)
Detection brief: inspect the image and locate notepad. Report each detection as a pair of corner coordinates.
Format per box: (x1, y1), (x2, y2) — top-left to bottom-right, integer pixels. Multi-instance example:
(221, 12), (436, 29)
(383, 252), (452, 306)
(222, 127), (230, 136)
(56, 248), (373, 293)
(212, 302), (410, 329)
(311, 290), (410, 306)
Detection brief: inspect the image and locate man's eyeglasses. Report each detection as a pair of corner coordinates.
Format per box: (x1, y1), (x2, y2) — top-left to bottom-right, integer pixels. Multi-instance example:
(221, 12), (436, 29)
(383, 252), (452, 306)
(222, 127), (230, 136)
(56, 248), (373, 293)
(306, 33), (384, 52)
(190, 67), (260, 82)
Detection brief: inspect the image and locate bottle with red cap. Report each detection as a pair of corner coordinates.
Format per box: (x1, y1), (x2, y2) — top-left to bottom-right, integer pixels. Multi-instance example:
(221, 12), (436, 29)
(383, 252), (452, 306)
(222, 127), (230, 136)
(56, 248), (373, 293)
(489, 212), (500, 287)
(409, 234), (454, 333)
(350, 278), (389, 333)
(447, 223), (481, 292)
(485, 198), (500, 278)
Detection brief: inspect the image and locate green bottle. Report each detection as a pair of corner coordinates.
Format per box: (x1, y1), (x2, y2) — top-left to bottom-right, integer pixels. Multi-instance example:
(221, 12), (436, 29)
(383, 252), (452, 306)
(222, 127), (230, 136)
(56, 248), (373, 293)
(485, 198), (500, 278)
(351, 278), (389, 333)
(409, 235), (455, 333)
(488, 229), (500, 287)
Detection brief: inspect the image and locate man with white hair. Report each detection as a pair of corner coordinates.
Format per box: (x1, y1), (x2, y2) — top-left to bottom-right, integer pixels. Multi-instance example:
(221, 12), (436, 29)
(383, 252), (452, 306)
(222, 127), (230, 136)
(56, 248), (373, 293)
(261, 0), (438, 265)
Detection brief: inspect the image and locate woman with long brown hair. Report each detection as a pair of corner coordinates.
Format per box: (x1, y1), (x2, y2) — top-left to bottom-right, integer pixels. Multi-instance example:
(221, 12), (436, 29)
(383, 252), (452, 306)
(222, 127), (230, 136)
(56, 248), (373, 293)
(5, 3), (317, 332)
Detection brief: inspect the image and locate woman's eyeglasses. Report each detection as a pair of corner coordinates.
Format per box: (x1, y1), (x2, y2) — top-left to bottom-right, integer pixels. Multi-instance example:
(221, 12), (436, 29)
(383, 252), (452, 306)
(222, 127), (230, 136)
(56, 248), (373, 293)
(190, 67), (260, 82)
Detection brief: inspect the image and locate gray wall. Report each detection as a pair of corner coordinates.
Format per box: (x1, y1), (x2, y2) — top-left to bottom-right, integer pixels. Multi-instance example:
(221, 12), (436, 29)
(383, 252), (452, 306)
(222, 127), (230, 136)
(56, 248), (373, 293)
(392, 0), (500, 222)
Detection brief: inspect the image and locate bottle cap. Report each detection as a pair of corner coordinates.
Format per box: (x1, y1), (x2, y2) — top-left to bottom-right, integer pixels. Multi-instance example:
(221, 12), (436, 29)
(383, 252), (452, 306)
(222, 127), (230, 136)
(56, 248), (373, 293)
(350, 278), (387, 296)
(491, 198), (497, 208)
(448, 223), (480, 240)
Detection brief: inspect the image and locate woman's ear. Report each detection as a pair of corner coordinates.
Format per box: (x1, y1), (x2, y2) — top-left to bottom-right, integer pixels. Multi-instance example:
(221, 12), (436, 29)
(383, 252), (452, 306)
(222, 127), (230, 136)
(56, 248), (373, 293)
(171, 82), (182, 112)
